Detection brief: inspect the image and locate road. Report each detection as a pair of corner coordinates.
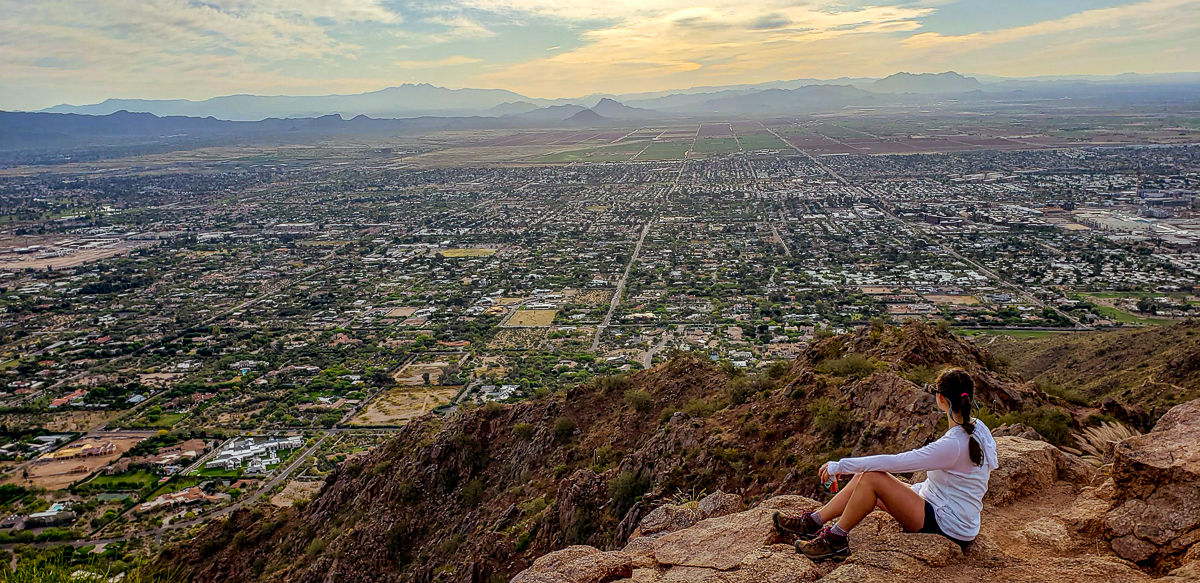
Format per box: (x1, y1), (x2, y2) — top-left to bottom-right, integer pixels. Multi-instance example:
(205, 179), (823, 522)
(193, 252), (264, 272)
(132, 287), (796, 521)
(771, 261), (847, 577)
(768, 221), (791, 257)
(641, 324), (684, 368)
(592, 220), (654, 352)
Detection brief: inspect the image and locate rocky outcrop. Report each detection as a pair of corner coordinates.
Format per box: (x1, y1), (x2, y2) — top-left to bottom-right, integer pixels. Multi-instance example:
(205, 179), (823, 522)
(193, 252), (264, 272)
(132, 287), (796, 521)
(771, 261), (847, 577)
(986, 436), (1096, 505)
(630, 490), (745, 540)
(514, 435), (1168, 583)
(1106, 399), (1200, 571)
(512, 546), (633, 583)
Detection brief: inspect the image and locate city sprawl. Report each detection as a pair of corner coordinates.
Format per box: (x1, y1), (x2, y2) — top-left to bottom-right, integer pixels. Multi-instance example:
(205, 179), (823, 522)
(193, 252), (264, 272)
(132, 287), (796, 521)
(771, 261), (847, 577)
(0, 117), (1197, 559)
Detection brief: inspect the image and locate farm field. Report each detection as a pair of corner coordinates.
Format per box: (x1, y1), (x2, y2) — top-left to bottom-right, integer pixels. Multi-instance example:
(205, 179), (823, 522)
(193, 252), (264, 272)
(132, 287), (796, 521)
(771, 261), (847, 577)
(504, 309), (558, 327)
(84, 470), (159, 490)
(439, 248), (496, 258)
(352, 386), (459, 425)
(489, 328), (549, 350)
(634, 141), (692, 160)
(395, 362), (453, 386)
(564, 288), (614, 306)
(10, 435), (146, 490)
(691, 137), (741, 155)
(735, 133), (789, 151)
(531, 143), (644, 163)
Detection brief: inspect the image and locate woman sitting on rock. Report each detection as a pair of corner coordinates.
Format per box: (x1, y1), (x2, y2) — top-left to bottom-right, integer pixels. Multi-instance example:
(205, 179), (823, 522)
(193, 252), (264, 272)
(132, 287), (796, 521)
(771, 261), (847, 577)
(774, 368), (999, 561)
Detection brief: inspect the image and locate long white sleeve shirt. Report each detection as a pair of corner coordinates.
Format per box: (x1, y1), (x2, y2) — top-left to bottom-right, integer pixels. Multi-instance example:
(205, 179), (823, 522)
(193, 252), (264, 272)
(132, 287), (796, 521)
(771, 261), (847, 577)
(825, 421), (999, 541)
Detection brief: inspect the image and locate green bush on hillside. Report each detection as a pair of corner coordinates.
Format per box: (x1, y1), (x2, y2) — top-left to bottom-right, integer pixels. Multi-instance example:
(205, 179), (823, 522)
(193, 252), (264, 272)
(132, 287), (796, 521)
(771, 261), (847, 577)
(808, 398), (856, 442)
(624, 389), (653, 413)
(815, 354), (879, 379)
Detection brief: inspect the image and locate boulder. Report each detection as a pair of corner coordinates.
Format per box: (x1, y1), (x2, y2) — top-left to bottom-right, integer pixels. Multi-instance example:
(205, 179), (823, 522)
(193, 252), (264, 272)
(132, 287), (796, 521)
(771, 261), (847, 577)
(633, 504), (703, 540)
(631, 490), (745, 540)
(732, 544), (823, 582)
(698, 490), (745, 519)
(1106, 398), (1200, 566)
(652, 507), (784, 571)
(1016, 517), (1074, 553)
(757, 495), (822, 513)
(512, 546), (633, 583)
(1054, 485), (1112, 536)
(986, 437), (1096, 505)
(621, 537), (658, 568)
(986, 437), (1060, 505)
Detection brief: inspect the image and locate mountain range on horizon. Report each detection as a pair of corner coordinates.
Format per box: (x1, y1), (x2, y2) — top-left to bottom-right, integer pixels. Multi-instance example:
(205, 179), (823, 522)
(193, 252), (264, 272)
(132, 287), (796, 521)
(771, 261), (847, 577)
(32, 71), (1200, 122)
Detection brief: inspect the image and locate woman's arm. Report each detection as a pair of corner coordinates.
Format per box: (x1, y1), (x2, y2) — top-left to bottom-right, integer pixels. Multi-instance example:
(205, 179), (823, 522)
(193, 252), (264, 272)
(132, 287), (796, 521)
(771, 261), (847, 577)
(826, 434), (962, 477)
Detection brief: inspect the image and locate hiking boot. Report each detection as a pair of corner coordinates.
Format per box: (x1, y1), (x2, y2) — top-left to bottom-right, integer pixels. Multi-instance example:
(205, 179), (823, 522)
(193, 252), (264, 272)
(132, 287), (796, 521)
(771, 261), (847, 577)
(773, 510), (824, 540)
(795, 527), (850, 562)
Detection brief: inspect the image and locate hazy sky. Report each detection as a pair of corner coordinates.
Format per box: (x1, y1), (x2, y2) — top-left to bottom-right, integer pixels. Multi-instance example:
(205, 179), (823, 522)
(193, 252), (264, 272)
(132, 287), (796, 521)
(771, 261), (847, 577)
(2, 0), (1198, 110)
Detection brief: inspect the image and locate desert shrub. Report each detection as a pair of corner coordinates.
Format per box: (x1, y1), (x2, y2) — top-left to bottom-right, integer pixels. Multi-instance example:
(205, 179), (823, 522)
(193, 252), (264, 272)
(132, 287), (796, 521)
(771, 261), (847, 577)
(682, 398), (717, 418)
(659, 405), (681, 424)
(454, 432), (487, 470)
(483, 401), (503, 418)
(597, 374), (630, 394)
(815, 353), (878, 379)
(624, 389), (653, 413)
(515, 525), (538, 551)
(607, 470), (651, 517)
(1001, 407), (1073, 446)
(512, 423), (535, 441)
(711, 446), (740, 463)
(461, 478), (485, 507)
(519, 496), (548, 516)
(808, 398), (855, 441)
(766, 361), (789, 379)
(439, 533), (464, 554)
(719, 359), (745, 377)
(591, 444), (622, 472)
(726, 377), (752, 406)
(901, 365), (939, 386)
(396, 480), (420, 505)
(384, 520), (413, 565)
(1037, 380), (1090, 407)
(985, 353), (1012, 372)
(552, 417), (577, 443)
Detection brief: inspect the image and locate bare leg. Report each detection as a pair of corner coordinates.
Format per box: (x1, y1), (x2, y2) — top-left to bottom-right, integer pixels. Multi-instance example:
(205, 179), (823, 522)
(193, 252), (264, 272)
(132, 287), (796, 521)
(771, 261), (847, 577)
(816, 473), (861, 523)
(837, 471), (926, 532)
(817, 473), (889, 523)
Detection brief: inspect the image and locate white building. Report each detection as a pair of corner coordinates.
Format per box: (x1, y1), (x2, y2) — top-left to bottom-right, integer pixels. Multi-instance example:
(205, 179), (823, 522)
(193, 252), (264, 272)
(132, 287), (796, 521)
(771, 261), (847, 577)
(205, 436), (303, 472)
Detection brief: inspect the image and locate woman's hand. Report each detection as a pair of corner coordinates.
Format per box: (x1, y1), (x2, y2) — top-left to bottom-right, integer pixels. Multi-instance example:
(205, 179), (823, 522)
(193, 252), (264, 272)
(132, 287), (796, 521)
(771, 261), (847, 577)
(818, 462), (831, 484)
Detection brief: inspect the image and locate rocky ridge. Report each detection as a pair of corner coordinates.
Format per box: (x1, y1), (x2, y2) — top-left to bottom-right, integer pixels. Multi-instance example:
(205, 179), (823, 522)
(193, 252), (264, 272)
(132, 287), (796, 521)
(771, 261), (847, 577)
(515, 414), (1200, 583)
(159, 323), (1196, 582)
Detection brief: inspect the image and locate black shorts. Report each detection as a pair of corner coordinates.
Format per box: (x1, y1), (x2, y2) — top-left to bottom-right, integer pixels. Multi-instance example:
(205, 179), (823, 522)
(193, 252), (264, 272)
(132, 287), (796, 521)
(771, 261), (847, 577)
(917, 501), (973, 551)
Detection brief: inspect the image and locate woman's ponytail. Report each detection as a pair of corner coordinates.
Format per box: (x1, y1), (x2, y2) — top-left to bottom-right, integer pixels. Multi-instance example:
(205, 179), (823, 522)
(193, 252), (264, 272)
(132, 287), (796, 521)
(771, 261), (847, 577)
(937, 368), (984, 466)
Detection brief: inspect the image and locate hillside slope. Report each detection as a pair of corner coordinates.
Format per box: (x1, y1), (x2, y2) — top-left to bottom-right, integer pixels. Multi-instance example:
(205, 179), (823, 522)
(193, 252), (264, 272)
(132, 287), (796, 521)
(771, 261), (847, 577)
(161, 323), (1059, 582)
(989, 320), (1200, 421)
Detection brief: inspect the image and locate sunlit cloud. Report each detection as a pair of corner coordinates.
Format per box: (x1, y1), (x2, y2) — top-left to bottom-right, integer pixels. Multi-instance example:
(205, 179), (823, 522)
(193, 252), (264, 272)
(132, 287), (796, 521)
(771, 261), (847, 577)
(396, 55), (482, 68)
(0, 0), (1196, 110)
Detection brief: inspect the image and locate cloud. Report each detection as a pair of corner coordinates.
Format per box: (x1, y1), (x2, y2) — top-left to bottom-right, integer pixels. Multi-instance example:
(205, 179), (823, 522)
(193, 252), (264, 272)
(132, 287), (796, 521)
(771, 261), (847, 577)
(903, 0), (1200, 50)
(1, 0), (1198, 110)
(395, 55), (482, 68)
(479, 2), (935, 95)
